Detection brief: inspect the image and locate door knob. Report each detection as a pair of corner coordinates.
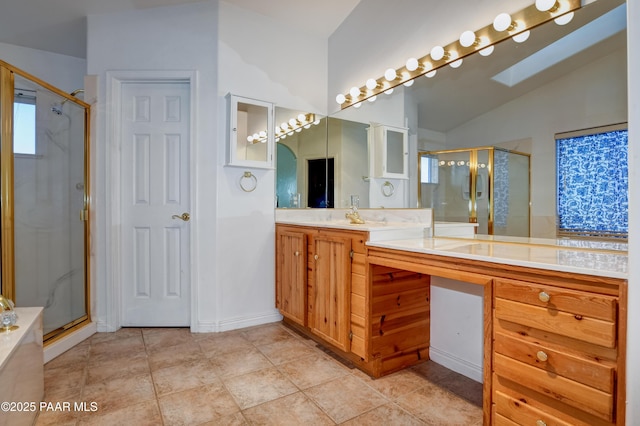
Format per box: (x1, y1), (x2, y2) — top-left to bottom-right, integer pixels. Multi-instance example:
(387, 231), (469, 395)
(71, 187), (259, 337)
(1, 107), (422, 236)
(172, 212), (190, 222)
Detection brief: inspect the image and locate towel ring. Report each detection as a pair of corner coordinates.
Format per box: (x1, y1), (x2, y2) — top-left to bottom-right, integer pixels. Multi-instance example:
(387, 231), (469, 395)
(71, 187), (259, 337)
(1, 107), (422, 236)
(382, 181), (395, 197)
(240, 171), (258, 192)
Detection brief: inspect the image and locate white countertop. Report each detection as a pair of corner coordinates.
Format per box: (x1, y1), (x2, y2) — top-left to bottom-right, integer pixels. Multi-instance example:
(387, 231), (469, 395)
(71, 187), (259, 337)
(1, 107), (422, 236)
(367, 236), (628, 279)
(0, 307), (43, 370)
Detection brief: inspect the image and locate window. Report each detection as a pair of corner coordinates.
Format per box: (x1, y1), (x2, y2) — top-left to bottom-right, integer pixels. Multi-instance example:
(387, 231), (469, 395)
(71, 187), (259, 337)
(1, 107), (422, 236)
(556, 124), (628, 239)
(14, 91), (36, 155)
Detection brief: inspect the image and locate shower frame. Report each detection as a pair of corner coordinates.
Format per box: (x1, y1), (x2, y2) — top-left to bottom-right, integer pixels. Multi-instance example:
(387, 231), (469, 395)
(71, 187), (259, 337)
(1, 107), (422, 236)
(418, 146), (531, 236)
(0, 59), (91, 343)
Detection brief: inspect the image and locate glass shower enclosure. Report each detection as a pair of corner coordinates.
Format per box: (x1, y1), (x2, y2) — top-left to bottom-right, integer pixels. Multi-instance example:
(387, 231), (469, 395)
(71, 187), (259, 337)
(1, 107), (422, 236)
(0, 60), (90, 341)
(418, 147), (530, 237)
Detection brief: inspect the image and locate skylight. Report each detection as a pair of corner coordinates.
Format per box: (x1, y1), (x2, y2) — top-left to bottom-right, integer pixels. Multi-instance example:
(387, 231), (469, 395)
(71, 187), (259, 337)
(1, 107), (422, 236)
(492, 3), (626, 87)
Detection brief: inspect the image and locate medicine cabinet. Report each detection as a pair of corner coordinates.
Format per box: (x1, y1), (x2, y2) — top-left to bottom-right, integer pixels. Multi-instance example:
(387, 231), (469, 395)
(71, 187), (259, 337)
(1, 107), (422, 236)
(227, 94), (274, 168)
(368, 123), (409, 179)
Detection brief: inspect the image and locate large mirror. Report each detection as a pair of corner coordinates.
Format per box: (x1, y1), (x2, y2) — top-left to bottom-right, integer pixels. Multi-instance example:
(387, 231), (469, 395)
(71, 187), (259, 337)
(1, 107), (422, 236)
(276, 0), (627, 237)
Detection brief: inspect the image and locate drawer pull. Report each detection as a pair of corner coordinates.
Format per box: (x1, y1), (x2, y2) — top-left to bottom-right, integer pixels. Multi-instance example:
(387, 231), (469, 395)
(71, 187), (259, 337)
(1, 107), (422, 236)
(538, 291), (550, 303)
(536, 421), (547, 426)
(536, 350), (548, 362)
(294, 251), (300, 256)
(314, 255), (319, 260)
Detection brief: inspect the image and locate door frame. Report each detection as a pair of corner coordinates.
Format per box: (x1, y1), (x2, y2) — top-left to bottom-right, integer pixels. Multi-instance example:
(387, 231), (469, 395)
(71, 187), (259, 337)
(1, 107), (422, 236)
(105, 70), (198, 331)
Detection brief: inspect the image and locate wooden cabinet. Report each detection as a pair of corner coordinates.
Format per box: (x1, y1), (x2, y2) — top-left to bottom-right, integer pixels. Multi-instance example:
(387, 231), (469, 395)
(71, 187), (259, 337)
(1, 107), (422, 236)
(275, 228), (307, 326)
(308, 234), (352, 352)
(493, 278), (620, 426)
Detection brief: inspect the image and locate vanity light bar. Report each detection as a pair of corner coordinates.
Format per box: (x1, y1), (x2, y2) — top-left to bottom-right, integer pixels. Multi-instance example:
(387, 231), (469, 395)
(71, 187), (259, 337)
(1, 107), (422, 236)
(336, 0), (580, 109)
(249, 113), (317, 144)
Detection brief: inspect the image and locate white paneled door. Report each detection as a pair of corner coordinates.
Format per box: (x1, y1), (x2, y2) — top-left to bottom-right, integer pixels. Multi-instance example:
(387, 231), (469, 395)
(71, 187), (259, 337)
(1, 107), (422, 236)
(121, 82), (191, 326)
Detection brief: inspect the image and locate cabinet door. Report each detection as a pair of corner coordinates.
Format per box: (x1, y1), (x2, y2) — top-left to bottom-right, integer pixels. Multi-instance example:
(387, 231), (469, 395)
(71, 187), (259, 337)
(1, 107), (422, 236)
(276, 229), (307, 326)
(310, 234), (351, 352)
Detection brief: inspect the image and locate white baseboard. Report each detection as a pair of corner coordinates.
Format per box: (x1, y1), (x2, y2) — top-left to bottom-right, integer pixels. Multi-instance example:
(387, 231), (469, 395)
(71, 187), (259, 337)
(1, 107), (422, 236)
(193, 310), (283, 333)
(44, 322), (97, 363)
(429, 346), (483, 383)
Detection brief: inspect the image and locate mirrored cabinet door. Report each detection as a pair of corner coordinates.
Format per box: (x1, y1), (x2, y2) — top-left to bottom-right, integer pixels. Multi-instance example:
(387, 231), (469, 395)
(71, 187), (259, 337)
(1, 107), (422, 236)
(368, 123), (408, 179)
(227, 94), (274, 168)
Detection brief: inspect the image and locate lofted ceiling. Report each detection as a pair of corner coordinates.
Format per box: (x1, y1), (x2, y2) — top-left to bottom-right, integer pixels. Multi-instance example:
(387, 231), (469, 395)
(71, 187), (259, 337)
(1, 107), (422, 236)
(0, 0), (361, 59)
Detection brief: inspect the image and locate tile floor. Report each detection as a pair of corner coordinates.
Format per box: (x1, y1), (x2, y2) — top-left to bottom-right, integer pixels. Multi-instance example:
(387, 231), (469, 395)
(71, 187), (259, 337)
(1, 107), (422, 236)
(36, 322), (483, 425)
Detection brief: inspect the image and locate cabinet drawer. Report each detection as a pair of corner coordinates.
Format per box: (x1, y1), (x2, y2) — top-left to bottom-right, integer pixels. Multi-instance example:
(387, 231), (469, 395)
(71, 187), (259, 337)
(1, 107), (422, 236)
(495, 390), (574, 426)
(494, 353), (614, 422)
(494, 332), (615, 393)
(495, 279), (616, 322)
(494, 298), (616, 348)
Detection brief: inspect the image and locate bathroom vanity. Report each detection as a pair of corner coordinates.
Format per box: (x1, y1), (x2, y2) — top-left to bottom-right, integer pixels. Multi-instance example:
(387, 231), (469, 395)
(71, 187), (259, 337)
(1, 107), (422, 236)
(275, 210), (627, 426)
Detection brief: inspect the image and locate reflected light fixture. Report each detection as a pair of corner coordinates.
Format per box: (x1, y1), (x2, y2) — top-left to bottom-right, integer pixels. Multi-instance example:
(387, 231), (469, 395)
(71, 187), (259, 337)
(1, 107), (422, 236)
(336, 94), (346, 105)
(554, 12), (574, 25)
(403, 79), (415, 87)
(368, 95), (377, 102)
(384, 88), (394, 95)
(479, 45), (494, 56)
(450, 58), (463, 68)
(425, 70), (437, 78)
(349, 86), (361, 99)
(513, 30), (531, 43)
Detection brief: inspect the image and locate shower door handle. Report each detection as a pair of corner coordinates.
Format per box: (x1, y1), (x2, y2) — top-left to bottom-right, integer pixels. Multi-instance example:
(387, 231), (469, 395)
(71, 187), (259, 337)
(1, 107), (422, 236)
(172, 212), (190, 222)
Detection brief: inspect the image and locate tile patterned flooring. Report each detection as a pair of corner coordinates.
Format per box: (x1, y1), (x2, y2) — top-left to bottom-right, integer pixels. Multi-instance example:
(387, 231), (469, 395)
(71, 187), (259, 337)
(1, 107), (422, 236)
(36, 322), (483, 425)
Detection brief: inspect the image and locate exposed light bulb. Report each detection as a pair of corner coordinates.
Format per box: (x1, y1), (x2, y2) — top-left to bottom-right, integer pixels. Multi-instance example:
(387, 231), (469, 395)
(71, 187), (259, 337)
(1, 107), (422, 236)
(406, 57), (419, 71)
(304, 124), (311, 129)
(287, 131), (294, 136)
(479, 45), (494, 57)
(535, 0), (558, 12)
(335, 94), (346, 105)
(353, 102), (362, 108)
(295, 128), (302, 133)
(425, 70), (437, 78)
(403, 80), (414, 87)
(384, 88), (394, 95)
(275, 137), (280, 142)
(554, 12), (574, 25)
(366, 78), (378, 90)
(275, 125), (282, 133)
(513, 30), (530, 43)
(280, 134), (286, 139)
(253, 133), (259, 140)
(281, 122), (288, 130)
(259, 130), (267, 138)
(313, 120), (320, 125)
(459, 30), (477, 48)
(368, 95), (377, 102)
(430, 45), (445, 61)
(450, 59), (463, 68)
(349, 86), (361, 98)
(493, 13), (513, 32)
(247, 135), (254, 142)
(297, 114), (306, 122)
(384, 68), (397, 81)
(289, 118), (297, 126)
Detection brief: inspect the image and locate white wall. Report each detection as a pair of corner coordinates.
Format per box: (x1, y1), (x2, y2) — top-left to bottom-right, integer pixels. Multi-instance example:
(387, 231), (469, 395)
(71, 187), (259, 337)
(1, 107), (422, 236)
(87, 1), (219, 331)
(446, 47), (626, 237)
(625, 0), (638, 423)
(0, 42), (86, 93)
(215, 2), (328, 329)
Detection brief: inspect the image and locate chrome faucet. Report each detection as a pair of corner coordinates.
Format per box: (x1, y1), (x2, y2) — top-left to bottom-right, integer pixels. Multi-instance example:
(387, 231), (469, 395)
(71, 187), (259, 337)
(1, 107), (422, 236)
(345, 205), (365, 224)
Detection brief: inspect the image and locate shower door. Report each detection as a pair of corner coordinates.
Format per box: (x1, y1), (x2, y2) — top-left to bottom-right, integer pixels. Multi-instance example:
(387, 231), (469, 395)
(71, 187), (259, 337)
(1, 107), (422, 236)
(1, 62), (90, 341)
(419, 147), (530, 237)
